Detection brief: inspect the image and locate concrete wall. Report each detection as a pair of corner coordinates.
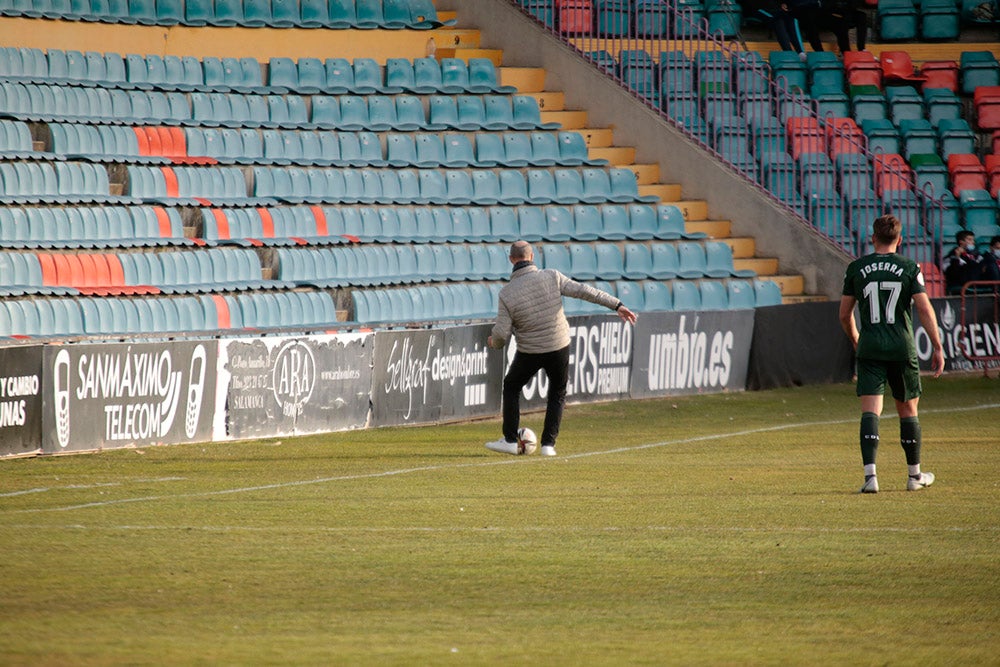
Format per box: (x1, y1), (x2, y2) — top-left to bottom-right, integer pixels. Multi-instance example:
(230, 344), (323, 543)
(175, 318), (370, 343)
(442, 0), (851, 299)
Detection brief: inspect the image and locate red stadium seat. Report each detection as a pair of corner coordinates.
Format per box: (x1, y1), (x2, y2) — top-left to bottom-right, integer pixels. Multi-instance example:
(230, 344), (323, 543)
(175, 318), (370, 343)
(873, 153), (912, 195)
(918, 262), (945, 297)
(825, 117), (865, 157)
(880, 51), (926, 85)
(845, 51), (882, 89)
(556, 0), (592, 33)
(133, 127), (151, 156)
(985, 154), (1000, 196)
(919, 60), (959, 92)
(144, 127), (163, 156)
(947, 153), (987, 195)
(973, 86), (1000, 130)
(37, 252), (58, 286)
(310, 205), (328, 236)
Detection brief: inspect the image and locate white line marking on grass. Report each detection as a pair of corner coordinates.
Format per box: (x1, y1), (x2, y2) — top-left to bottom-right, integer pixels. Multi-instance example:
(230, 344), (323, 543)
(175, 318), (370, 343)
(0, 477), (187, 498)
(2, 524), (996, 535)
(4, 402), (997, 516)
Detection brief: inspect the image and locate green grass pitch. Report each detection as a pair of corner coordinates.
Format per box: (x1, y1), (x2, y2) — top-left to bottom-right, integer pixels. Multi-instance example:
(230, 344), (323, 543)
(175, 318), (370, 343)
(1, 375), (998, 665)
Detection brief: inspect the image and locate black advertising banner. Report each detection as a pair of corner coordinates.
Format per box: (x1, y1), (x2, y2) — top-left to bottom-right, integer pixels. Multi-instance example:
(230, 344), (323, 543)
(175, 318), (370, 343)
(217, 333), (373, 439)
(370, 325), (502, 427)
(440, 324), (503, 420)
(747, 301), (855, 390)
(630, 310), (754, 398)
(0, 345), (43, 457)
(41, 340), (217, 454)
(916, 297), (1000, 373)
(506, 314), (635, 412)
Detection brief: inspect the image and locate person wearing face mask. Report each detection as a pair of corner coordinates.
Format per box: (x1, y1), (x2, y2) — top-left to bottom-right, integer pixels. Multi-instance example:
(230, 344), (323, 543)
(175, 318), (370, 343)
(984, 235), (1000, 281)
(942, 230), (985, 294)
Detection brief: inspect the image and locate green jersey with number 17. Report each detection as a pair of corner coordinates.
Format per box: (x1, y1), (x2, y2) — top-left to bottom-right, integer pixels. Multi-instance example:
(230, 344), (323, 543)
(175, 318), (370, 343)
(842, 252), (926, 361)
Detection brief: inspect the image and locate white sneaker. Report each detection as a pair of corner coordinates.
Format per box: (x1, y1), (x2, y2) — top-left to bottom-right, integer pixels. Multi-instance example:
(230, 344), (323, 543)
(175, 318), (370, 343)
(859, 476), (879, 494)
(540, 445), (557, 457)
(907, 471), (935, 491)
(485, 438), (518, 455)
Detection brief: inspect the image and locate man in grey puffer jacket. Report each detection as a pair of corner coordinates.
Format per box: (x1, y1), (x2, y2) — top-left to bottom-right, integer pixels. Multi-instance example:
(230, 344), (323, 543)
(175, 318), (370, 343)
(485, 241), (638, 457)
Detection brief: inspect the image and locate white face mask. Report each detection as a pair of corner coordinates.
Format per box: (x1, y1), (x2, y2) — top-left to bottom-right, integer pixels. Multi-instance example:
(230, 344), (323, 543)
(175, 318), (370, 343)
(993, 248), (1000, 259)
(965, 243), (977, 252)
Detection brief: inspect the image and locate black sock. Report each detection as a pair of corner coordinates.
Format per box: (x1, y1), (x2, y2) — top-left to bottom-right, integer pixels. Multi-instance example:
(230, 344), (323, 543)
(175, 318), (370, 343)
(900, 416), (921, 469)
(860, 412), (879, 467)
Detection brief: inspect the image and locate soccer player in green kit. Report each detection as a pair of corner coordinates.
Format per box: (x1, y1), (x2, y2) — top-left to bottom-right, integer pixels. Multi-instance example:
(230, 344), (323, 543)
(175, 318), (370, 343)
(839, 215), (945, 493)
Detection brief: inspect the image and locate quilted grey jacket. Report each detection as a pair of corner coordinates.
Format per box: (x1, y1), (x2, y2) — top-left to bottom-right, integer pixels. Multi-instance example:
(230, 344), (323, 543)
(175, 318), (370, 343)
(489, 262), (620, 353)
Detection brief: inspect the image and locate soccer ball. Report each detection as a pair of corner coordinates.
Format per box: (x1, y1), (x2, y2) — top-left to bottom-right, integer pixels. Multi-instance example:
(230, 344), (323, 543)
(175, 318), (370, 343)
(517, 427), (538, 455)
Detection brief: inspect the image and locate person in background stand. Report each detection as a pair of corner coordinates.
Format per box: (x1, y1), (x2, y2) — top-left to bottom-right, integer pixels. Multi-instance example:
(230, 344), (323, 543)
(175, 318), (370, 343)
(745, 0), (805, 55)
(823, 0), (868, 52)
(984, 235), (1000, 281)
(484, 241), (637, 457)
(786, 0), (825, 54)
(942, 230), (985, 294)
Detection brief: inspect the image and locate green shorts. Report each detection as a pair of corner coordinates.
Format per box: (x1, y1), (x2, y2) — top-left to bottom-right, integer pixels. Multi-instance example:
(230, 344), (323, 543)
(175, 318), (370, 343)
(855, 356), (922, 402)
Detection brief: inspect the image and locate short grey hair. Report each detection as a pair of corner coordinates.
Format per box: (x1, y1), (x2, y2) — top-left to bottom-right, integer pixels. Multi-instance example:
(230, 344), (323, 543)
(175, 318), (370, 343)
(510, 240), (532, 261)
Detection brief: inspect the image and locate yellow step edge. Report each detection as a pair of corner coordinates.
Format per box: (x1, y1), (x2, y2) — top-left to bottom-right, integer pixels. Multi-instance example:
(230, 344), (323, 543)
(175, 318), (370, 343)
(590, 146), (635, 164)
(437, 10), (458, 22)
(434, 47), (502, 65)
(671, 200), (707, 222)
(628, 164), (660, 184)
(637, 183), (680, 200)
(499, 67), (546, 93)
(528, 91), (565, 112)
(784, 294), (829, 304)
(721, 237), (757, 258)
(637, 184), (677, 200)
(686, 220), (731, 238)
(541, 110), (588, 128)
(734, 258), (779, 275)
(770, 275), (805, 295)
(444, 30), (482, 50)
(578, 128), (615, 148)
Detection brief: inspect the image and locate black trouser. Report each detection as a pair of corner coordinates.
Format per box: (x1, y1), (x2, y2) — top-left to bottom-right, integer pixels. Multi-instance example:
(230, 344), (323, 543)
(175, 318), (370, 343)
(502, 345), (570, 448)
(827, 9), (867, 52)
(791, 5), (824, 51)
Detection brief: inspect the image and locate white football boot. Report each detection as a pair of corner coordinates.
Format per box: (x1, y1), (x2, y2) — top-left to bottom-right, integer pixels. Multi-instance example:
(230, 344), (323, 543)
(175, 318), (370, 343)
(906, 471), (935, 491)
(859, 476), (879, 494)
(485, 438), (518, 455)
(540, 445), (557, 457)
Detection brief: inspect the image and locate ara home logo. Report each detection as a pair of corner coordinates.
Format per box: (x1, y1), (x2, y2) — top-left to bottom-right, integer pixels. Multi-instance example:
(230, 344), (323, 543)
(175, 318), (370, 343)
(272, 340), (316, 418)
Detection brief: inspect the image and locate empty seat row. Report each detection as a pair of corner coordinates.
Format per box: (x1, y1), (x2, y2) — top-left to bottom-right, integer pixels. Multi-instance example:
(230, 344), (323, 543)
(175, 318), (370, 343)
(351, 275), (783, 324)
(200, 203), (700, 245)
(0, 290), (337, 337)
(352, 282), (501, 323)
(0, 49), (507, 97)
(127, 165), (248, 202)
(0, 0), (453, 29)
(277, 239), (754, 288)
(250, 165), (655, 206)
(0, 160), (111, 203)
(269, 57), (512, 95)
(189, 92), (555, 132)
(0, 205), (187, 247)
(202, 204), (705, 243)
(0, 82), (556, 132)
(151, 127), (599, 168)
(0, 119), (35, 155)
(0, 247), (265, 293)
